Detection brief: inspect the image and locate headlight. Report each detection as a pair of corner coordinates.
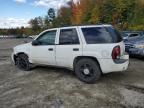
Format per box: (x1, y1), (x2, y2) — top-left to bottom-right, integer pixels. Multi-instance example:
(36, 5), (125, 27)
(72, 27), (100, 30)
(135, 44), (144, 49)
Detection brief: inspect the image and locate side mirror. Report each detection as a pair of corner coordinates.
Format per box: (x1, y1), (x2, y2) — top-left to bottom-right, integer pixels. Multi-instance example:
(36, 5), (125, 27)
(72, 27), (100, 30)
(123, 38), (128, 42)
(32, 40), (40, 46)
(123, 37), (128, 42)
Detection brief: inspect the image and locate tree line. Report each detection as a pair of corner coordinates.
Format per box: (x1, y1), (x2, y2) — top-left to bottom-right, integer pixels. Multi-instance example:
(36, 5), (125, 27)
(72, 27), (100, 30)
(0, 0), (144, 36)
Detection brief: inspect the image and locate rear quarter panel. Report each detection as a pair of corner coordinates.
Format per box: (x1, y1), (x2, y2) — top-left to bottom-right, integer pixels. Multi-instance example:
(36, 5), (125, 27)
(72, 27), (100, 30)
(78, 25), (126, 73)
(82, 41), (126, 73)
(82, 42), (125, 59)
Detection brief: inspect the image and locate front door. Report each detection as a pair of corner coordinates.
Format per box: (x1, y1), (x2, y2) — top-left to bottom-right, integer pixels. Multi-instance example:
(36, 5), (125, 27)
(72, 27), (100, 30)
(30, 29), (57, 65)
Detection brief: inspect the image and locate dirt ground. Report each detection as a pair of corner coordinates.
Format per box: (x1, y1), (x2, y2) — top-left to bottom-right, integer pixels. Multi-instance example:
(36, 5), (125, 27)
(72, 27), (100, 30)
(0, 39), (144, 108)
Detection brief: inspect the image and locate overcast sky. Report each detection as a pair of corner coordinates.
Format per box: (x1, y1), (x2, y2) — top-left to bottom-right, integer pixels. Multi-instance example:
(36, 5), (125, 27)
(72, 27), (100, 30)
(0, 0), (77, 28)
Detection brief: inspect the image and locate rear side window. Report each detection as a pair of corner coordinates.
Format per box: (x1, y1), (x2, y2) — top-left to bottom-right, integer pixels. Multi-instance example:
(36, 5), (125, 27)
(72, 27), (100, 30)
(59, 28), (79, 45)
(82, 27), (122, 44)
(105, 27), (122, 42)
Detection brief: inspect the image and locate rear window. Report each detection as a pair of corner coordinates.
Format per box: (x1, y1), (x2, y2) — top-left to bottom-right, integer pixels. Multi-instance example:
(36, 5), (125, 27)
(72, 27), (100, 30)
(129, 33), (139, 37)
(81, 27), (122, 44)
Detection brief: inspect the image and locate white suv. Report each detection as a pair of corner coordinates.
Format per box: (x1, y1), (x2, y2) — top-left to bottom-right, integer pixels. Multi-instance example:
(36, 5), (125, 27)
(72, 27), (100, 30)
(12, 25), (129, 83)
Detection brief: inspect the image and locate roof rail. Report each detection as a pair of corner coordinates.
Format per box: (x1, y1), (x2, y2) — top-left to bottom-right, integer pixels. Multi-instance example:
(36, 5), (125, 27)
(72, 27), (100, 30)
(59, 23), (110, 28)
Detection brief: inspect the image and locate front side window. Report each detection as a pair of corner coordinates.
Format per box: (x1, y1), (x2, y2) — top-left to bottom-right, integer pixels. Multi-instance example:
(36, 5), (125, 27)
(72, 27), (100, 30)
(59, 28), (80, 45)
(37, 30), (56, 45)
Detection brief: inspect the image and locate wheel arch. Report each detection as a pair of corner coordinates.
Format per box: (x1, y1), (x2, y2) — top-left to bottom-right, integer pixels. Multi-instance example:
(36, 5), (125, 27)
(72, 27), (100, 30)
(14, 52), (29, 64)
(73, 56), (102, 72)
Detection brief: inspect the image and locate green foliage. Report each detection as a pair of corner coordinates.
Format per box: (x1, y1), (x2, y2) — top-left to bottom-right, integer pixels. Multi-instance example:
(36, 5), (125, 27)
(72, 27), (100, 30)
(129, 25), (144, 31)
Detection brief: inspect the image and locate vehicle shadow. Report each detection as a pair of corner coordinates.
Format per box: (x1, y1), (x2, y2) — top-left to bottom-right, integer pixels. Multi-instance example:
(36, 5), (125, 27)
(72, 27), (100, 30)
(129, 55), (144, 61)
(100, 72), (126, 82)
(33, 65), (127, 84)
(34, 65), (75, 77)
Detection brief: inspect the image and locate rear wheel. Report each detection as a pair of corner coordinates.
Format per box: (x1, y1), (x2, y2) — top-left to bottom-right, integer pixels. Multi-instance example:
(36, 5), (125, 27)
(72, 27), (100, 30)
(74, 58), (101, 83)
(16, 54), (31, 71)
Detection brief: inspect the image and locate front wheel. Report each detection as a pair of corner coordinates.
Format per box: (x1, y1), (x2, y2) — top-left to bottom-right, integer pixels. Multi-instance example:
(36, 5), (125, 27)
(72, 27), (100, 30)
(74, 58), (101, 83)
(16, 54), (31, 71)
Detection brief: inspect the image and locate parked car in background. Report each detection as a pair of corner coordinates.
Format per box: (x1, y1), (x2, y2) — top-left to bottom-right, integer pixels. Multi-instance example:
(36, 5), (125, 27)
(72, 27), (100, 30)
(125, 35), (144, 57)
(0, 35), (16, 39)
(121, 31), (144, 40)
(29, 35), (37, 39)
(12, 25), (129, 83)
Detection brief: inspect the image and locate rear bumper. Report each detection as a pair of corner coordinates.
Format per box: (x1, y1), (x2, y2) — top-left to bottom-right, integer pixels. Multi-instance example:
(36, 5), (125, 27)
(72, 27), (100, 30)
(99, 54), (129, 73)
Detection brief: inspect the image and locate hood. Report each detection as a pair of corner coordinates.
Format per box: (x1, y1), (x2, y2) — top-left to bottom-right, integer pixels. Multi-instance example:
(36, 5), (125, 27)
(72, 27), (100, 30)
(125, 36), (144, 45)
(14, 42), (31, 50)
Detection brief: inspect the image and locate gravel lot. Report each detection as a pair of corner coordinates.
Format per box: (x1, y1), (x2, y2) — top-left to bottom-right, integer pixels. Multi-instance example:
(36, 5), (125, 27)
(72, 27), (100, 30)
(0, 39), (144, 108)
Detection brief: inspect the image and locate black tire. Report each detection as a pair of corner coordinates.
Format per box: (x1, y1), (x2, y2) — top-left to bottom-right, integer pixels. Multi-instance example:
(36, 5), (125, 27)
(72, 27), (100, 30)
(75, 58), (101, 83)
(16, 54), (31, 71)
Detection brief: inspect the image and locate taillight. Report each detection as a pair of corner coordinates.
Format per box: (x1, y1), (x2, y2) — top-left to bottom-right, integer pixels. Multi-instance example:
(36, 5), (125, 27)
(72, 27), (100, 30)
(112, 46), (121, 59)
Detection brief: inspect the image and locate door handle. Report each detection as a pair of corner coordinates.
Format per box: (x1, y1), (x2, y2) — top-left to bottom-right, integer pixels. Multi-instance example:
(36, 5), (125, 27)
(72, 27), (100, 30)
(73, 48), (79, 51)
(48, 48), (53, 51)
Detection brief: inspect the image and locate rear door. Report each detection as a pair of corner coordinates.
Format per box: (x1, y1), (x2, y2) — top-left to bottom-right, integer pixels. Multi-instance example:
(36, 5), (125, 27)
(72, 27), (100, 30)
(56, 27), (82, 68)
